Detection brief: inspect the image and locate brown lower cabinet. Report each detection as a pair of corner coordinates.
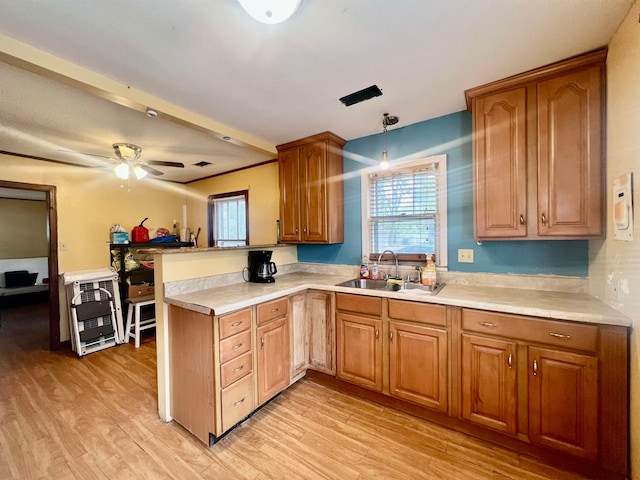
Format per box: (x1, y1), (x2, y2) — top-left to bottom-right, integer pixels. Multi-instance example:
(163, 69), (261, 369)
(257, 316), (290, 405)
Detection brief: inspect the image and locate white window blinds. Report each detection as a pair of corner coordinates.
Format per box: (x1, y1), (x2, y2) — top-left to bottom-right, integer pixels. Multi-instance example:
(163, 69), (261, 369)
(368, 162), (440, 260)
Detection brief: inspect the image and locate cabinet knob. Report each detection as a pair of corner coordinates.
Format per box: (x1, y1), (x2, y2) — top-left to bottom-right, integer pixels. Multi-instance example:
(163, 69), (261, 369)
(508, 353), (513, 369)
(541, 213), (547, 226)
(375, 329), (379, 341)
(260, 337), (264, 349)
(519, 214), (525, 226)
(532, 359), (538, 376)
(389, 331), (394, 342)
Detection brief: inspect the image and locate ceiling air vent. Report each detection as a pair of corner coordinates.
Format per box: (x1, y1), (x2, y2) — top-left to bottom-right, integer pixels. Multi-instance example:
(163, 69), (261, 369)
(339, 85), (383, 106)
(194, 161), (212, 167)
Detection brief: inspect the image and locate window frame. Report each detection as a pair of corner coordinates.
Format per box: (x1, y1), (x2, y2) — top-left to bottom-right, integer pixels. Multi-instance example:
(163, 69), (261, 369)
(360, 154), (448, 268)
(207, 190), (249, 247)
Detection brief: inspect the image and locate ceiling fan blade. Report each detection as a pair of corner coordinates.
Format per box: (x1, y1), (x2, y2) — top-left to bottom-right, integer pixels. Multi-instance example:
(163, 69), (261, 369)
(147, 160), (185, 168)
(57, 149), (113, 159)
(141, 165), (164, 176)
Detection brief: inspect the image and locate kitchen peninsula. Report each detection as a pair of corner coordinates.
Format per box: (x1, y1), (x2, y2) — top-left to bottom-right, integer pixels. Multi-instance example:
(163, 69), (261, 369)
(151, 246), (630, 478)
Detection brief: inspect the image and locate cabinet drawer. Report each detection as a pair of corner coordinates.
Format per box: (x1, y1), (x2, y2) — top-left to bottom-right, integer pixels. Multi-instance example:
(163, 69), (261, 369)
(257, 297), (288, 325)
(220, 351), (252, 388)
(219, 308), (251, 339)
(221, 373), (255, 433)
(219, 329), (252, 363)
(336, 293), (382, 317)
(388, 299), (446, 326)
(462, 309), (598, 352)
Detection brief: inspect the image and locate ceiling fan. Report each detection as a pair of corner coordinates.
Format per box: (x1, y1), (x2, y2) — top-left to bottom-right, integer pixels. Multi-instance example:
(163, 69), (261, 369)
(111, 143), (184, 179)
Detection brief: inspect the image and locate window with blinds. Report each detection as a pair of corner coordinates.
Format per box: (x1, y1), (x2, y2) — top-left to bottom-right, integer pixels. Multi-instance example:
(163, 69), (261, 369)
(208, 190), (248, 247)
(363, 155), (447, 266)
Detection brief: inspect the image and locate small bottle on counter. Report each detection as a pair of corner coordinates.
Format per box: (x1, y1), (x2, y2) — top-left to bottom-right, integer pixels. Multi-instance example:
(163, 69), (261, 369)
(360, 256), (370, 278)
(421, 254), (437, 286)
(371, 262), (379, 280)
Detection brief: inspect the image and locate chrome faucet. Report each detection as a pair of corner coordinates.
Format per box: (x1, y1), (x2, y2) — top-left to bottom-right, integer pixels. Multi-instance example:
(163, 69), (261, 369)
(378, 250), (399, 279)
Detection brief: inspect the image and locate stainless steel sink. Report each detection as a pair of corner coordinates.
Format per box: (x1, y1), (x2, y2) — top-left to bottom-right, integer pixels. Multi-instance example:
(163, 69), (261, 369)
(335, 278), (388, 289)
(335, 278), (445, 295)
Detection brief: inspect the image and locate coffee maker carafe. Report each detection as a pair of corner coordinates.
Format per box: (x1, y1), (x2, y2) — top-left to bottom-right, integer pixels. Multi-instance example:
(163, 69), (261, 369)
(247, 250), (277, 283)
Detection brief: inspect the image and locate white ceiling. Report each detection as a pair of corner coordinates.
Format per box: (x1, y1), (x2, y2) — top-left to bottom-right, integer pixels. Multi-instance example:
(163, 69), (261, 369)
(0, 0), (633, 183)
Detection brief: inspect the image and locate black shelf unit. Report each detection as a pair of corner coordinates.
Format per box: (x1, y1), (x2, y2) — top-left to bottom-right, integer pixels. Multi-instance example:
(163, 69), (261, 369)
(109, 242), (193, 309)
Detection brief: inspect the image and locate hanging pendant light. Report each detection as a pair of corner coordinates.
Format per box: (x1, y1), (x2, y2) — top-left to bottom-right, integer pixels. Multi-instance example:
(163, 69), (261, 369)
(380, 113), (399, 170)
(238, 0), (301, 24)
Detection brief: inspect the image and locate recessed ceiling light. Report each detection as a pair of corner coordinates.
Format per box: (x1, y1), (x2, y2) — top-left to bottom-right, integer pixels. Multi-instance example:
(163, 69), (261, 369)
(145, 108), (158, 118)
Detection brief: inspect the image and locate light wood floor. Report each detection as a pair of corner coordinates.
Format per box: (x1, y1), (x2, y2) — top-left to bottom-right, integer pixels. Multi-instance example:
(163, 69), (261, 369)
(0, 303), (591, 480)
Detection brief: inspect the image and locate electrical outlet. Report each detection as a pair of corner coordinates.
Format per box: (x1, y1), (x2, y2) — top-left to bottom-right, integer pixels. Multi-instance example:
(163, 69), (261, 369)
(60, 241), (68, 251)
(458, 248), (474, 263)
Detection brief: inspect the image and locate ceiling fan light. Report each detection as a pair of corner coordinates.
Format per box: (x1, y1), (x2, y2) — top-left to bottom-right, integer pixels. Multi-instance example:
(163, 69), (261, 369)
(238, 0), (300, 24)
(115, 163), (129, 179)
(380, 151), (389, 170)
(133, 166), (148, 179)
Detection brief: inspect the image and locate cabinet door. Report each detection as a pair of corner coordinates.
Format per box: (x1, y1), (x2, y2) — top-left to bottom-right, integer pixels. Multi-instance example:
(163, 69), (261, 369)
(528, 346), (598, 460)
(461, 334), (517, 435)
(300, 141), (328, 242)
(537, 66), (603, 236)
(389, 321), (447, 412)
(473, 87), (528, 238)
(257, 317), (290, 404)
(307, 291), (334, 374)
(336, 312), (383, 392)
(278, 147), (302, 242)
(289, 293), (308, 379)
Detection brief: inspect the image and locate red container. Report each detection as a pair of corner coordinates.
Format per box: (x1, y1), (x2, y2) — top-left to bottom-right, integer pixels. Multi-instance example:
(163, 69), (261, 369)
(131, 218), (149, 243)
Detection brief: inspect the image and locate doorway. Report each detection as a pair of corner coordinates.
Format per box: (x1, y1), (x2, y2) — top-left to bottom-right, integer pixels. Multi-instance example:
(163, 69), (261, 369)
(0, 180), (60, 350)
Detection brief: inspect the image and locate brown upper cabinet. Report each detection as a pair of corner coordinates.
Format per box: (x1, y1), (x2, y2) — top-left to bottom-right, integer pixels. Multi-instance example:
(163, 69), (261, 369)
(277, 132), (346, 243)
(465, 49), (606, 240)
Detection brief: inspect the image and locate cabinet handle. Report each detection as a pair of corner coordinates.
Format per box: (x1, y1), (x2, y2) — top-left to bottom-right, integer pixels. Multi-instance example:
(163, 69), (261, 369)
(232, 365), (244, 372)
(389, 331), (394, 343)
(231, 321), (243, 327)
(260, 337), (264, 349)
(541, 213), (547, 226)
(532, 359), (538, 376)
(233, 397), (246, 406)
(375, 329), (379, 340)
(519, 214), (525, 226)
(303, 227), (307, 233)
(549, 332), (571, 340)
(270, 308), (279, 313)
(479, 321), (497, 328)
(508, 353), (513, 369)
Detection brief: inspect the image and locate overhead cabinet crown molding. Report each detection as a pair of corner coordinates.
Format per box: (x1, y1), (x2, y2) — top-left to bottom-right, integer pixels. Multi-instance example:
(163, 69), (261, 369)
(465, 48), (606, 240)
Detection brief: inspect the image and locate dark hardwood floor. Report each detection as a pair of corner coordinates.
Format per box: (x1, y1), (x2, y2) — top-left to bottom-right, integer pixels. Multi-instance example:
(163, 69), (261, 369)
(0, 303), (590, 479)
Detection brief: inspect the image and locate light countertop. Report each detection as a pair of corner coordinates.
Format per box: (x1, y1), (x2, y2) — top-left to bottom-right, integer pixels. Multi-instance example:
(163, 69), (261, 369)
(164, 272), (631, 327)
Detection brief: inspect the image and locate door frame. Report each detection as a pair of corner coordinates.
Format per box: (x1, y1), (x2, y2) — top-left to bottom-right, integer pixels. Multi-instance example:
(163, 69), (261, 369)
(0, 180), (60, 350)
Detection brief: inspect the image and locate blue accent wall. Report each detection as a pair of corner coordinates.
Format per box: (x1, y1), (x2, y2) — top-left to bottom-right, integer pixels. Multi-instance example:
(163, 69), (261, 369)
(298, 111), (588, 277)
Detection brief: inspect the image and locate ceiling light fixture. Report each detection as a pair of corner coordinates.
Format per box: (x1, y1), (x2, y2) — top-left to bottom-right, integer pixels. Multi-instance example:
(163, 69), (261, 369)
(145, 108), (158, 118)
(238, 0), (301, 24)
(380, 113), (399, 170)
(112, 143), (148, 180)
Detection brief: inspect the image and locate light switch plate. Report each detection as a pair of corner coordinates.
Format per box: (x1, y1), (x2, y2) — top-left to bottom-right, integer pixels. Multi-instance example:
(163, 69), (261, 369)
(458, 248), (474, 263)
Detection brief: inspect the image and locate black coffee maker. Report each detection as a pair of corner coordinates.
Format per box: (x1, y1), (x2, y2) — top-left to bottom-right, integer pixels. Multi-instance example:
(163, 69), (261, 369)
(247, 250), (277, 283)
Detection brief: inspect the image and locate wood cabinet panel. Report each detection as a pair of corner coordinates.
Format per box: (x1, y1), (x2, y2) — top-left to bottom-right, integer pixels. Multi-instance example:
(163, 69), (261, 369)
(221, 373), (255, 433)
(289, 293), (308, 378)
(537, 66), (603, 236)
(336, 312), (383, 392)
(219, 308), (251, 339)
(219, 329), (251, 363)
(528, 346), (598, 460)
(462, 308), (598, 353)
(388, 299), (446, 326)
(473, 87), (528, 238)
(389, 321), (447, 411)
(466, 49), (605, 239)
(257, 317), (290, 404)
(257, 297), (288, 325)
(277, 132), (346, 244)
(220, 351), (252, 388)
(336, 293), (382, 317)
(307, 291), (334, 374)
(461, 334), (517, 435)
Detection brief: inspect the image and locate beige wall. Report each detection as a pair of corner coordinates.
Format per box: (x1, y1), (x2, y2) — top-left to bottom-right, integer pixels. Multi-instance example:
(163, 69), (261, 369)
(0, 198), (48, 258)
(186, 161), (280, 246)
(589, 1), (640, 477)
(1, 154), (188, 272)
